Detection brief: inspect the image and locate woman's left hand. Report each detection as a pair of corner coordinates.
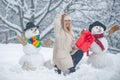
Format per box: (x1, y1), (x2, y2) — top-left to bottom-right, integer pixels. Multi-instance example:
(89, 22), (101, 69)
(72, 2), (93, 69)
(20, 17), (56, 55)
(72, 45), (78, 50)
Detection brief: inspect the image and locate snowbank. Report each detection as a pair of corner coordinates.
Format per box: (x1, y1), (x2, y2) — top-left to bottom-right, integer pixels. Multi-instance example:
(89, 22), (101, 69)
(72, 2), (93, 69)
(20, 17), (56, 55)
(0, 44), (120, 80)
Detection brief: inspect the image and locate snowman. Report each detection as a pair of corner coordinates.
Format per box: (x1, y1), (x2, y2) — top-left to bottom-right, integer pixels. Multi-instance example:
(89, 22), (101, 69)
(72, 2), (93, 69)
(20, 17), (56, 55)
(87, 21), (112, 68)
(19, 22), (44, 71)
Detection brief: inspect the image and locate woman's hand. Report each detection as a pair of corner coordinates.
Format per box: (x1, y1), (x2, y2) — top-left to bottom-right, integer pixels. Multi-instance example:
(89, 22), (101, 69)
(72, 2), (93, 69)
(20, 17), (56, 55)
(72, 44), (78, 50)
(81, 29), (87, 34)
(70, 45), (78, 54)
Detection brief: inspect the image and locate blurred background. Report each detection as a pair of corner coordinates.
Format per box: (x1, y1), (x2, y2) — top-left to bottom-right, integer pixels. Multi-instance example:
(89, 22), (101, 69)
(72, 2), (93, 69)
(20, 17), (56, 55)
(0, 0), (120, 53)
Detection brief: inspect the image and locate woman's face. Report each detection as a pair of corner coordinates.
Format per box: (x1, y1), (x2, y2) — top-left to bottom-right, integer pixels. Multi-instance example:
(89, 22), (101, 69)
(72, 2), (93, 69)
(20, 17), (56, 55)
(64, 19), (71, 27)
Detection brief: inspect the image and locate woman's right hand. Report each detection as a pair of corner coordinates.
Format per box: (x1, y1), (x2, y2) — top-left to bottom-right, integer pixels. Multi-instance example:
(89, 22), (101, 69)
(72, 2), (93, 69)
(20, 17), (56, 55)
(81, 29), (87, 34)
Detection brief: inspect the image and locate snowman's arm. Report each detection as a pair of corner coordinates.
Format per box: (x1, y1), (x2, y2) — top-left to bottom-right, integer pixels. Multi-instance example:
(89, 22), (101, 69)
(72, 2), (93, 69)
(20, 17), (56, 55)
(107, 25), (120, 35)
(17, 34), (27, 46)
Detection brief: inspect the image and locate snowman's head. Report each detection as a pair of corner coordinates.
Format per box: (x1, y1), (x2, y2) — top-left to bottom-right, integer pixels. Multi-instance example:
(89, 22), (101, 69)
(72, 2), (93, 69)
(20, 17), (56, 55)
(24, 22), (39, 38)
(89, 21), (106, 34)
(91, 26), (104, 34)
(25, 27), (39, 38)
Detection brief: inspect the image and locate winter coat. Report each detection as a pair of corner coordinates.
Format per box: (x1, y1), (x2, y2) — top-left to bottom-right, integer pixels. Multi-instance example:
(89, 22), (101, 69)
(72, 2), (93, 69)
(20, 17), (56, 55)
(53, 14), (76, 71)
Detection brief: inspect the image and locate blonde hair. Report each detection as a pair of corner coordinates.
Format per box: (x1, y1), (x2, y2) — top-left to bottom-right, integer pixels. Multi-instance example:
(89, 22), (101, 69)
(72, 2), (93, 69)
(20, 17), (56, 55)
(61, 14), (72, 34)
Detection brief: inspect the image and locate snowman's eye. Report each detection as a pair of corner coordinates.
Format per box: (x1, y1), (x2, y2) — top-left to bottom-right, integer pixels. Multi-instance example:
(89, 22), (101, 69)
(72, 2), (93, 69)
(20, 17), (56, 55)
(96, 26), (99, 29)
(31, 29), (33, 31)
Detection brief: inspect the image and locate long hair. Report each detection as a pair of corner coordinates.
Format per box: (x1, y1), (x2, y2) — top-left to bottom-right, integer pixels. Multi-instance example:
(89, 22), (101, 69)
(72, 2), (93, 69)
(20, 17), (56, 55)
(61, 14), (72, 34)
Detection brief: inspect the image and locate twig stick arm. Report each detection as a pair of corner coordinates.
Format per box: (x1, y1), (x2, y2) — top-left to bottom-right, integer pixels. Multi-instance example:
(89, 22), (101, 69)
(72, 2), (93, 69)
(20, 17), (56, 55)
(17, 34), (27, 46)
(107, 25), (120, 35)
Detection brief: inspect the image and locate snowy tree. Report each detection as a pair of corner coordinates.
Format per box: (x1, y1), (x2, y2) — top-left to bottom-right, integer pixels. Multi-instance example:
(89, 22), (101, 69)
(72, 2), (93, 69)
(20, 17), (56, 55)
(0, 0), (64, 40)
(64, 0), (120, 29)
(0, 0), (120, 51)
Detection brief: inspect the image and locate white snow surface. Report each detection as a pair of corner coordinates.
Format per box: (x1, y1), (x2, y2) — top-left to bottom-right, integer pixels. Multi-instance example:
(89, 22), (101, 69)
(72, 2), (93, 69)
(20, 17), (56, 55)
(0, 44), (120, 80)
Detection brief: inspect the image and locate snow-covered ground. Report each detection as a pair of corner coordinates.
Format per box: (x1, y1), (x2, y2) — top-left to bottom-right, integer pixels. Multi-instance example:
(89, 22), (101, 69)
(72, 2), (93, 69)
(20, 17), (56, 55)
(0, 44), (120, 80)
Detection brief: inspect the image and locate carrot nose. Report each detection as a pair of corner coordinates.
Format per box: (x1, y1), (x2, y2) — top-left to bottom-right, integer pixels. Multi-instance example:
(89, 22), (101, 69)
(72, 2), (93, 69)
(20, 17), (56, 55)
(33, 29), (37, 33)
(98, 29), (101, 32)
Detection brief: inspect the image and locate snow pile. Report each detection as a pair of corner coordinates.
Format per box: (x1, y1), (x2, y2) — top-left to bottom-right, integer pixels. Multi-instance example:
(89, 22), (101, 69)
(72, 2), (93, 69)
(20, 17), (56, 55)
(0, 44), (120, 80)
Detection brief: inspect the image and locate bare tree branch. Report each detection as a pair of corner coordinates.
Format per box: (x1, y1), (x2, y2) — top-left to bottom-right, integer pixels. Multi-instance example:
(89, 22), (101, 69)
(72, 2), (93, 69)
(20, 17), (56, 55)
(108, 0), (116, 23)
(30, 0), (35, 22)
(49, 0), (63, 12)
(0, 15), (22, 34)
(17, 0), (25, 31)
(2, 0), (26, 32)
(23, 16), (30, 21)
(35, 0), (52, 25)
(2, 0), (19, 12)
(34, 3), (50, 19)
(40, 24), (53, 40)
(35, 0), (63, 25)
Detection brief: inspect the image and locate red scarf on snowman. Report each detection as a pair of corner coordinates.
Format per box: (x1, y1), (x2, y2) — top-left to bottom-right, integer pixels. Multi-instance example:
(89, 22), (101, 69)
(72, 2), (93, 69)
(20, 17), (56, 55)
(93, 33), (105, 51)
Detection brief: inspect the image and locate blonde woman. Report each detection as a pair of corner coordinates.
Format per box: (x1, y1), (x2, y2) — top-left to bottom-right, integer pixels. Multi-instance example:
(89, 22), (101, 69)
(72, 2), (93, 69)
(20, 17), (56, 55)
(53, 13), (83, 75)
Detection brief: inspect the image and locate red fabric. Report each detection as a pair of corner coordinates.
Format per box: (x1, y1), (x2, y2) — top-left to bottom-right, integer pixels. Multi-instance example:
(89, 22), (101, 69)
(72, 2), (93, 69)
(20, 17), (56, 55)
(94, 34), (105, 51)
(75, 30), (95, 52)
(87, 50), (89, 56)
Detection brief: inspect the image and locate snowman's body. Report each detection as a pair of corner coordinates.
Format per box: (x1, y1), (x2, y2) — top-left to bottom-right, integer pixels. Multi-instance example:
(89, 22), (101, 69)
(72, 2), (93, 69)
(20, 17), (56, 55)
(90, 36), (108, 54)
(19, 24), (44, 71)
(87, 22), (112, 68)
